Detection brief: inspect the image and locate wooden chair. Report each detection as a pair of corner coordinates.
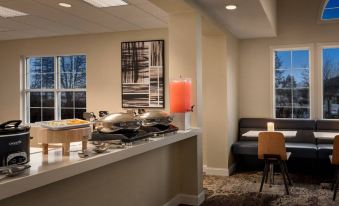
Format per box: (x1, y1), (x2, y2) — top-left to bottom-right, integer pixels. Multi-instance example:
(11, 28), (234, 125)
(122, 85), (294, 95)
(258, 132), (292, 195)
(330, 135), (339, 201)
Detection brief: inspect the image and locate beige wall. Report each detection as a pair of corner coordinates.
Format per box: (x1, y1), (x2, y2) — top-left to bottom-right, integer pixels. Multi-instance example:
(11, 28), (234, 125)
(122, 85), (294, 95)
(202, 23), (239, 171)
(168, 12), (201, 127)
(259, 0), (277, 35)
(225, 31), (239, 168)
(0, 29), (168, 123)
(202, 34), (228, 169)
(239, 0), (339, 119)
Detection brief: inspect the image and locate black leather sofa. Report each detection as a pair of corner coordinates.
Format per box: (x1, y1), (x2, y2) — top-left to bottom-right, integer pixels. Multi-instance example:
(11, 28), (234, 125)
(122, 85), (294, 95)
(232, 118), (339, 167)
(316, 120), (338, 159)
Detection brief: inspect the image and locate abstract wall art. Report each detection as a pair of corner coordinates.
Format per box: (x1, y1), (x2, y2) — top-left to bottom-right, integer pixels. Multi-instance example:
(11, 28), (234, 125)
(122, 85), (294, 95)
(121, 40), (164, 108)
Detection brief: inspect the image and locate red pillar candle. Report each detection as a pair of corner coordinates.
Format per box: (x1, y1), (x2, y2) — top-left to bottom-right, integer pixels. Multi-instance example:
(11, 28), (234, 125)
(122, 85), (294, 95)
(170, 79), (191, 113)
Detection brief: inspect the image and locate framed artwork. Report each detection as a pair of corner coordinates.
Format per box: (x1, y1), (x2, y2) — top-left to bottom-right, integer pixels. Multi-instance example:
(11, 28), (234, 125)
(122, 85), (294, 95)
(121, 40), (165, 108)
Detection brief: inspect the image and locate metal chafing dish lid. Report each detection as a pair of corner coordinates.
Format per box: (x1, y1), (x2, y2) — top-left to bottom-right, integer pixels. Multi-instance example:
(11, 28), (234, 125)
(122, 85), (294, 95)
(139, 110), (170, 119)
(139, 111), (173, 126)
(96, 113), (141, 133)
(98, 112), (136, 123)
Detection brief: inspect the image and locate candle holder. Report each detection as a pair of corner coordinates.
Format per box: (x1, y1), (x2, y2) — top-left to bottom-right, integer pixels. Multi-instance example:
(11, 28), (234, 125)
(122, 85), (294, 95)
(267, 122), (275, 132)
(170, 78), (192, 130)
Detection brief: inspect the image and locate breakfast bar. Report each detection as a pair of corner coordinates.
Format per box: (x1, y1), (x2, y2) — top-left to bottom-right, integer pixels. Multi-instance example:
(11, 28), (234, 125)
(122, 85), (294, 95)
(0, 129), (203, 206)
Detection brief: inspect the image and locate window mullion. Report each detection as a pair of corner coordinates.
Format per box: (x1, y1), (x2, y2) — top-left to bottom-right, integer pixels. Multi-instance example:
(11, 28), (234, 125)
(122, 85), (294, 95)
(291, 51), (294, 119)
(55, 56), (60, 120)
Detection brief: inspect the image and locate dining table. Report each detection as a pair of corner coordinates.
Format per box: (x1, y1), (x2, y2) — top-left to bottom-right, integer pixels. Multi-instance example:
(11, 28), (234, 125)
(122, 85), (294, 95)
(242, 130), (298, 138)
(313, 132), (339, 140)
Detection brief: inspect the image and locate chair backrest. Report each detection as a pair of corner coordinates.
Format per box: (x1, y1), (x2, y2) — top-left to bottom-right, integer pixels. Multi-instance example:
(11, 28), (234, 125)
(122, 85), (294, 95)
(258, 132), (287, 160)
(332, 135), (339, 165)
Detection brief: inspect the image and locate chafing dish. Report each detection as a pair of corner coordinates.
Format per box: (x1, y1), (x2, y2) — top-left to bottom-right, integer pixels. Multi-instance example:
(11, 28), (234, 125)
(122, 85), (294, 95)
(95, 113), (141, 134)
(139, 111), (173, 127)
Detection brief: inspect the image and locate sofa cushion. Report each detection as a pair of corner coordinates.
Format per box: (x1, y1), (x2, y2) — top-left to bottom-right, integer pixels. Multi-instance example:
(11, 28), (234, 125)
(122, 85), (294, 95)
(239, 118), (316, 143)
(317, 120), (339, 131)
(316, 120), (339, 144)
(232, 141), (258, 155)
(317, 144), (333, 159)
(285, 143), (317, 159)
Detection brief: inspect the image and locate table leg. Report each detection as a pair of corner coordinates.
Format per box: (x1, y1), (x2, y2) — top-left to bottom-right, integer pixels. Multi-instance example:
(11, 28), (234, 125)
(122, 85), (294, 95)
(62, 142), (70, 156)
(82, 139), (88, 150)
(42, 143), (48, 155)
(82, 136), (88, 150)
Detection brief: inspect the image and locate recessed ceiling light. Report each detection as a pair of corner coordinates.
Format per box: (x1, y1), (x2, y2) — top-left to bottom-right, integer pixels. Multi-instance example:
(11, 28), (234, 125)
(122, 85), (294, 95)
(83, 0), (128, 8)
(58, 3), (72, 8)
(225, 4), (237, 10)
(0, 5), (28, 18)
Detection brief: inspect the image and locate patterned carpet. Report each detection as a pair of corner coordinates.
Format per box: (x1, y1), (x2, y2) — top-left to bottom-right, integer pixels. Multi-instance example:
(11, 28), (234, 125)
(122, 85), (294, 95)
(201, 172), (339, 206)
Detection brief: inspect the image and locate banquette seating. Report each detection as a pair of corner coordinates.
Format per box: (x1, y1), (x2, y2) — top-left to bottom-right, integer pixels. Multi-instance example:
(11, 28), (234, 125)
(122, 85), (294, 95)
(317, 120), (338, 159)
(232, 118), (339, 168)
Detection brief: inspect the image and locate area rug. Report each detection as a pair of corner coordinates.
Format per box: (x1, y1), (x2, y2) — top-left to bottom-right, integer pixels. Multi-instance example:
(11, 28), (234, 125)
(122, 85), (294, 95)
(201, 172), (339, 206)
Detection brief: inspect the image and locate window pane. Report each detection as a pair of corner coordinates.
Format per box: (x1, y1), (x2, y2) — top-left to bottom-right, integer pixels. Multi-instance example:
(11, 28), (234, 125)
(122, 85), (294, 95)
(41, 73), (54, 89)
(75, 109), (86, 119)
(276, 89), (292, 106)
(74, 72), (86, 88)
(275, 51), (291, 70)
(293, 69), (309, 88)
(324, 97), (339, 119)
(293, 108), (310, 119)
(75, 92), (86, 108)
(42, 108), (54, 121)
(323, 48), (339, 119)
(42, 92), (54, 107)
(74, 55), (86, 73)
(42, 57), (54, 73)
(60, 55), (86, 89)
(293, 89), (309, 107)
(60, 56), (73, 73)
(30, 92), (41, 107)
(61, 109), (74, 119)
(61, 92), (74, 107)
(30, 108), (41, 123)
(29, 73), (41, 89)
(29, 58), (41, 73)
(275, 70), (292, 89)
(276, 107), (292, 118)
(292, 50), (309, 68)
(60, 72), (74, 89)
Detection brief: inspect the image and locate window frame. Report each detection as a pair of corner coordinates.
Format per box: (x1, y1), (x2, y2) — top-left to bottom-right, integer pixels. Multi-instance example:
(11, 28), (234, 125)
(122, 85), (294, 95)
(271, 45), (313, 120)
(319, 44), (339, 120)
(22, 54), (87, 123)
(319, 0), (339, 23)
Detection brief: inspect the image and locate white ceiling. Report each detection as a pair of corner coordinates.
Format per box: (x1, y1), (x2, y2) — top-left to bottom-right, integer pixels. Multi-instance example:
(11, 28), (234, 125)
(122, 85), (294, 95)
(189, 0), (277, 39)
(0, 0), (168, 41)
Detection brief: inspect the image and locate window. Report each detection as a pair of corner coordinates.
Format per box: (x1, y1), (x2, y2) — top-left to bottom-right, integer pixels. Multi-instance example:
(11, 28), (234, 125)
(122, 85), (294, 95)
(274, 49), (310, 119)
(322, 47), (339, 119)
(24, 55), (86, 123)
(322, 0), (339, 21)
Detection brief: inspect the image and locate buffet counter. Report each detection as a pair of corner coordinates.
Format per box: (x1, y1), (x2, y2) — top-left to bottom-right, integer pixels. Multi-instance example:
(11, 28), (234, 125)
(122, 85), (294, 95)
(0, 129), (203, 206)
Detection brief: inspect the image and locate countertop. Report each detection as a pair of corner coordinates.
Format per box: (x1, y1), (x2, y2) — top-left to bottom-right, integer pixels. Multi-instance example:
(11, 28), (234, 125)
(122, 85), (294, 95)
(0, 129), (201, 200)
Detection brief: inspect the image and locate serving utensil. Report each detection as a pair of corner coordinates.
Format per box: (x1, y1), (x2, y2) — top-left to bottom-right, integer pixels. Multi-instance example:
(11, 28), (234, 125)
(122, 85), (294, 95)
(0, 164), (31, 177)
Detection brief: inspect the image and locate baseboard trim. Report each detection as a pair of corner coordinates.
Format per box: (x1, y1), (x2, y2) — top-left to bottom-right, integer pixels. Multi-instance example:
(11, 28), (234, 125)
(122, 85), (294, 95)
(163, 191), (205, 206)
(203, 163), (236, 176)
